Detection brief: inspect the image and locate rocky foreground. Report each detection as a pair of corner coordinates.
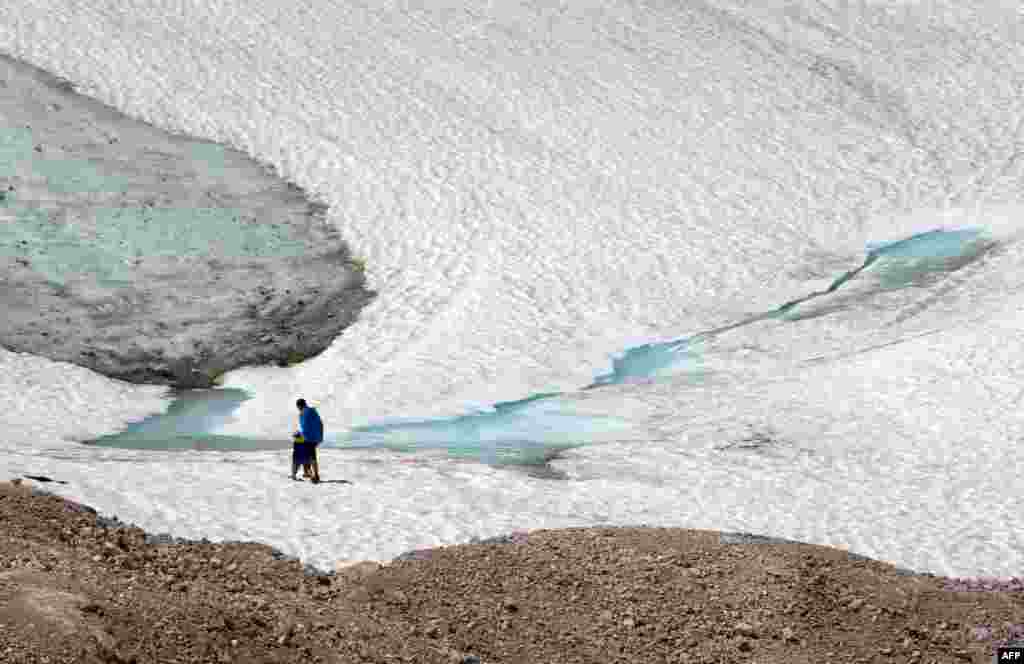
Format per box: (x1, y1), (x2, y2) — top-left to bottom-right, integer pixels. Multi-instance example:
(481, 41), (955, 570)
(1, 479), (1021, 664)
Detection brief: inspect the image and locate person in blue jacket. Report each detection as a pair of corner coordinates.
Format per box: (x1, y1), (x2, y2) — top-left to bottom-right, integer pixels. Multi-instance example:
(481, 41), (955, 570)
(293, 398), (324, 483)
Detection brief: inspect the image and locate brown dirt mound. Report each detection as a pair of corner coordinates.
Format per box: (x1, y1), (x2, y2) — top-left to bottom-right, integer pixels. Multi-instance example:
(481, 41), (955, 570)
(1, 480), (1020, 663)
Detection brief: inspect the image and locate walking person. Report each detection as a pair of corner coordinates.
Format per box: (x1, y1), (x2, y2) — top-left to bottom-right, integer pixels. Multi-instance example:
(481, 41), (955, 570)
(294, 398), (323, 483)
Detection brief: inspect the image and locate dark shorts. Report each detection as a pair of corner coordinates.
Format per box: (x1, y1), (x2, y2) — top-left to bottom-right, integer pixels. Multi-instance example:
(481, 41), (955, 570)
(292, 441), (314, 466)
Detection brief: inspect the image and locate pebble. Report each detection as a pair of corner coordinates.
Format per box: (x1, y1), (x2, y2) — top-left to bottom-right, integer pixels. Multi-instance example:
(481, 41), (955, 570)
(735, 622), (759, 638)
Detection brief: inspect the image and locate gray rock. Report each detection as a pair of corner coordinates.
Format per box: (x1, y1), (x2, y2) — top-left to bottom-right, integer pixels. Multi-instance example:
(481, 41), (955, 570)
(392, 548), (435, 562)
(0, 53), (375, 389)
(143, 533), (192, 545)
(718, 531), (803, 546)
(271, 549), (298, 562)
(95, 515), (133, 530)
(719, 530), (928, 577)
(22, 474), (67, 484)
(469, 531), (530, 546)
(302, 563), (333, 578)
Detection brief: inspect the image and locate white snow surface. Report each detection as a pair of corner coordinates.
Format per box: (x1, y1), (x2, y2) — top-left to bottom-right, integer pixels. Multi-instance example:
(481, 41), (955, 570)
(2, 0), (1024, 575)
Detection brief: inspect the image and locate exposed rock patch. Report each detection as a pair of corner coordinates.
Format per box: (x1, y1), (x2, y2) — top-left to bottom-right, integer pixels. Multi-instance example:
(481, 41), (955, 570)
(0, 54), (374, 387)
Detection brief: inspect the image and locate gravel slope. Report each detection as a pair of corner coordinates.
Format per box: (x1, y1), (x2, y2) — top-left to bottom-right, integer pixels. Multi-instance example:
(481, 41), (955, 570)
(2, 480), (1021, 664)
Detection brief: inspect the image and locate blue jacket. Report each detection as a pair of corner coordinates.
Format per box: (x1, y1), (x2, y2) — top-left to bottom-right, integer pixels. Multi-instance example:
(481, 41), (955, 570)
(300, 407), (324, 444)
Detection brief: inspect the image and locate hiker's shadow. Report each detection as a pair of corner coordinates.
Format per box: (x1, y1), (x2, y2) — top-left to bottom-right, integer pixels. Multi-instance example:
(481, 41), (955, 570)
(315, 479), (351, 485)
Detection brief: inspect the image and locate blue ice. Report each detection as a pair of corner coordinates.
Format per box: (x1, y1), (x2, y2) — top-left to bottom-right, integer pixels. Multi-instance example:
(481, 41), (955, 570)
(339, 391), (633, 467)
(866, 228), (984, 259)
(88, 388), (282, 451)
(585, 338), (697, 389)
(90, 227), (992, 465)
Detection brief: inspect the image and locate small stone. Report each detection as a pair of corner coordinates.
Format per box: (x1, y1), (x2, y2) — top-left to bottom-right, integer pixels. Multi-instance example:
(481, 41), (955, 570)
(880, 647), (893, 655)
(622, 617), (635, 628)
(276, 635), (287, 645)
(502, 599), (518, 612)
(735, 622), (759, 638)
(334, 560), (381, 581)
(226, 563), (238, 572)
(599, 610), (613, 621)
(781, 627), (798, 642)
(92, 555), (103, 563)
(847, 598), (866, 610)
(211, 557), (222, 567)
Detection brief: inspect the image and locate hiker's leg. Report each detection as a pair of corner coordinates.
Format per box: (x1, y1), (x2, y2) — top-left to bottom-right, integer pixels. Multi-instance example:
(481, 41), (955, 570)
(311, 447), (321, 482)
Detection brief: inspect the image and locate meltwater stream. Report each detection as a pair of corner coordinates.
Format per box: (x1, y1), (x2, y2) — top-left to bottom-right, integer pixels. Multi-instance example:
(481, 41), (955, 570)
(91, 227), (994, 473)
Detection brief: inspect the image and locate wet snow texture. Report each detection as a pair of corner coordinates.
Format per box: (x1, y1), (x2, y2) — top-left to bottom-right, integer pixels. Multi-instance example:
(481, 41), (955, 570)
(0, 54), (374, 388)
(1, 1), (1024, 578)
